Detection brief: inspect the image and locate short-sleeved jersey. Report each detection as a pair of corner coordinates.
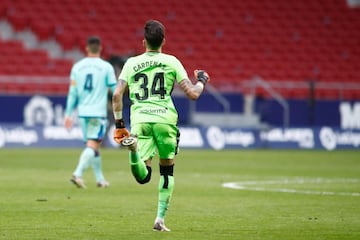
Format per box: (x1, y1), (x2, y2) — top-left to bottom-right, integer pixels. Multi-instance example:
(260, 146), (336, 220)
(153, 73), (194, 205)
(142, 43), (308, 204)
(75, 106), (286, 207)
(119, 52), (188, 126)
(68, 57), (117, 117)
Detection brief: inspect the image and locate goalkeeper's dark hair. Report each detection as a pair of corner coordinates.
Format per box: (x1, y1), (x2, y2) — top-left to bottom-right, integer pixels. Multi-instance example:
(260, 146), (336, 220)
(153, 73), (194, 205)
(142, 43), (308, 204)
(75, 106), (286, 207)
(144, 20), (165, 50)
(86, 35), (101, 54)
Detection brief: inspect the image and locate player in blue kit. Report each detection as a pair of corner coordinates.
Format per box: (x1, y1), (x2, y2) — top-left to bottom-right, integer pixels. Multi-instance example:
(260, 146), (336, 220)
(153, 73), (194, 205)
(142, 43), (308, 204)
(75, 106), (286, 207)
(64, 36), (117, 188)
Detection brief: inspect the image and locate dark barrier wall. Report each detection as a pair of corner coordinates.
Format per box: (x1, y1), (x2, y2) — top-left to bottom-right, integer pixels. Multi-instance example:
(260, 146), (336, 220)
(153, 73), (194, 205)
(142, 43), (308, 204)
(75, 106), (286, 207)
(0, 94), (359, 150)
(0, 94), (359, 128)
(255, 98), (347, 127)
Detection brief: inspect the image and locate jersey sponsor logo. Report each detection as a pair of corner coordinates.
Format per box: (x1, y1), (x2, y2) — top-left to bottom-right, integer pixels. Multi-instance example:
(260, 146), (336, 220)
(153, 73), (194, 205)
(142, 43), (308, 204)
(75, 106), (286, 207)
(139, 108), (167, 114)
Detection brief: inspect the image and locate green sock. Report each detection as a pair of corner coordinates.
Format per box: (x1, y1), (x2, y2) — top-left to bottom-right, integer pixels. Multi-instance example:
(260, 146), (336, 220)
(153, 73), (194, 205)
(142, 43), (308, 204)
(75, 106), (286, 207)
(157, 175), (174, 219)
(129, 152), (148, 181)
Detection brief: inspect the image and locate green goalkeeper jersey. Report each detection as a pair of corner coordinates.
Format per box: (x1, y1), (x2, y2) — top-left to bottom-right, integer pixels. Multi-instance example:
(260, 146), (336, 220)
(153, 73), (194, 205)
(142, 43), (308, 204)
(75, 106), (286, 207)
(119, 52), (189, 126)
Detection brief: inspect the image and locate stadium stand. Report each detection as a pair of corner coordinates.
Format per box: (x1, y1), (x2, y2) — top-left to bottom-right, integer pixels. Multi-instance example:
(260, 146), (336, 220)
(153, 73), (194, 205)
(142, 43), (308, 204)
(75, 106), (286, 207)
(0, 0), (359, 99)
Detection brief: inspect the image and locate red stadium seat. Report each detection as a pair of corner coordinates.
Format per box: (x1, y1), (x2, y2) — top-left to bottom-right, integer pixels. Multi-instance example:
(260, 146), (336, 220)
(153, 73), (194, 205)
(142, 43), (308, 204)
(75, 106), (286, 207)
(0, 0), (359, 97)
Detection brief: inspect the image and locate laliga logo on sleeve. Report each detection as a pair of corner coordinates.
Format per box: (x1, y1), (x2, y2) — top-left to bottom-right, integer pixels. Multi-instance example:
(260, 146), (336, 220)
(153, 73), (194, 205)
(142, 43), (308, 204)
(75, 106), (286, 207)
(206, 126), (225, 150)
(319, 127), (337, 151)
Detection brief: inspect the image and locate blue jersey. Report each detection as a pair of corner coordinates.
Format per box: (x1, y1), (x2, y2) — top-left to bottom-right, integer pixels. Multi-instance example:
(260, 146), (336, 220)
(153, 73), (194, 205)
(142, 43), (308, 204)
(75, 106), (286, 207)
(65, 57), (117, 118)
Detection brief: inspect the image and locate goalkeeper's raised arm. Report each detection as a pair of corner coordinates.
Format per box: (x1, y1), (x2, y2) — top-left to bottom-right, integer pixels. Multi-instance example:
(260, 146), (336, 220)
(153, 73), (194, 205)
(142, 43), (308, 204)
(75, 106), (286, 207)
(178, 69), (210, 100)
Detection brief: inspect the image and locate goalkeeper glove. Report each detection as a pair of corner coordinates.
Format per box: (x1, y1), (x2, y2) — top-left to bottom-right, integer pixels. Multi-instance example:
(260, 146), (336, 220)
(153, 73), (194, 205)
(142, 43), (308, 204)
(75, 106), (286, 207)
(194, 69), (210, 85)
(113, 119), (130, 144)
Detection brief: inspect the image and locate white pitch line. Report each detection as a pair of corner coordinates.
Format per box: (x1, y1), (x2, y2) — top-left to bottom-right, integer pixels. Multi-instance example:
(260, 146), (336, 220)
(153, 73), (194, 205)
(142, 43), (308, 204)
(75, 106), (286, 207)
(222, 178), (360, 197)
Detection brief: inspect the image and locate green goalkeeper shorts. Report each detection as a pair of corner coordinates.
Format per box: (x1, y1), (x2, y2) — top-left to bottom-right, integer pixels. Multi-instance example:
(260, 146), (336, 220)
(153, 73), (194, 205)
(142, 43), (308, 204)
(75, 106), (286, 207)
(131, 123), (180, 161)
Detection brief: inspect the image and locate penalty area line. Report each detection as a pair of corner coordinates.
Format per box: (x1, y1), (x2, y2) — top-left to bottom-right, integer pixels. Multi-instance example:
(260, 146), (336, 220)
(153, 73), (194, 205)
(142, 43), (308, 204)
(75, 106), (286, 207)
(222, 178), (360, 197)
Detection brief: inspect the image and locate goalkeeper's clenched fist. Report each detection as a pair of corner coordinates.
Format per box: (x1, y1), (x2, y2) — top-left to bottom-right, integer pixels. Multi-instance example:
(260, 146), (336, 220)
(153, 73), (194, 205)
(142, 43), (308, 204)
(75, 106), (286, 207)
(194, 69), (210, 85)
(113, 119), (130, 144)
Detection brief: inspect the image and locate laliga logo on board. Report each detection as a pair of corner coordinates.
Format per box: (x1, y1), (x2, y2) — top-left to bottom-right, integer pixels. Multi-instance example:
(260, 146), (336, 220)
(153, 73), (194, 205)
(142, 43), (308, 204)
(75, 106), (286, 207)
(24, 95), (72, 126)
(319, 127), (337, 151)
(319, 127), (360, 151)
(24, 95), (54, 126)
(0, 126), (38, 148)
(23, 95), (82, 141)
(206, 126), (255, 150)
(206, 126), (226, 150)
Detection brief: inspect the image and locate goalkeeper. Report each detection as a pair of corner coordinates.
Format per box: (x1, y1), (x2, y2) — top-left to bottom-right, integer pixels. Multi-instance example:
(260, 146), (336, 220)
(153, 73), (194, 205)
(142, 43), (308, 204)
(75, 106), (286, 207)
(112, 19), (210, 232)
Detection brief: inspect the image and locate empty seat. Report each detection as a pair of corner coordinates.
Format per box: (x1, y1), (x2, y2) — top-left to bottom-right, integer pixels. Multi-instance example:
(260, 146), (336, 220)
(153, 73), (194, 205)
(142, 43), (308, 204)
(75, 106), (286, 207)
(0, 0), (359, 98)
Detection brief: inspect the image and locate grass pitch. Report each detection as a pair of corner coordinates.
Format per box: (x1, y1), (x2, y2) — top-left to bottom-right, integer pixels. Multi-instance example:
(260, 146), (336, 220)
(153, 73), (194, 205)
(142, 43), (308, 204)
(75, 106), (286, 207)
(0, 148), (359, 240)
